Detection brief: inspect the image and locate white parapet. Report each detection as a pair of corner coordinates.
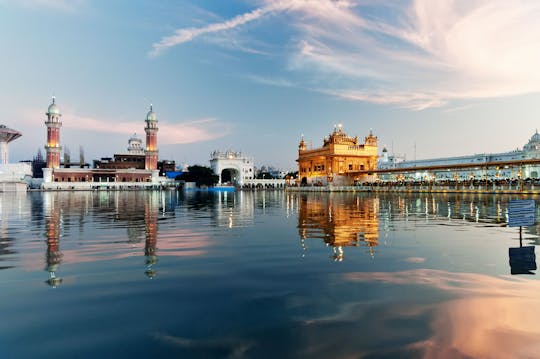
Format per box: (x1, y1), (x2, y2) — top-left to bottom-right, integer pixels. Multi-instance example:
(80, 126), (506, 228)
(43, 168), (53, 184)
(0, 141), (8, 165)
(151, 170), (160, 183)
(0, 163), (32, 182)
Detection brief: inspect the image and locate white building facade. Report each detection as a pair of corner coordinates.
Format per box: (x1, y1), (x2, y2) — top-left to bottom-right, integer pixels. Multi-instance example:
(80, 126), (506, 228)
(0, 124), (32, 190)
(378, 131), (540, 181)
(209, 150), (254, 186)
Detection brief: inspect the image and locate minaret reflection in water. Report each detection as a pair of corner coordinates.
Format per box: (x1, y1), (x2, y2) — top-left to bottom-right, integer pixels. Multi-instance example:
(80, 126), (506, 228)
(110, 191), (165, 278)
(44, 193), (63, 287)
(40, 191), (169, 285)
(144, 193), (159, 279)
(296, 193), (379, 261)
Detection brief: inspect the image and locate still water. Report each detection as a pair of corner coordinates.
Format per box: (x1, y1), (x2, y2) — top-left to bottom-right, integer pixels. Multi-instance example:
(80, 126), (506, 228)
(1, 190), (540, 358)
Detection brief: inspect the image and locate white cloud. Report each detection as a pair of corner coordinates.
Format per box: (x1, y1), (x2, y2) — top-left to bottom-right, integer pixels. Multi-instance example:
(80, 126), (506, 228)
(292, 0), (540, 108)
(328, 90), (447, 111)
(150, 0), (540, 109)
(244, 75), (295, 88)
(66, 114), (229, 145)
(150, 6), (271, 57)
(149, 0), (354, 56)
(18, 107), (230, 145)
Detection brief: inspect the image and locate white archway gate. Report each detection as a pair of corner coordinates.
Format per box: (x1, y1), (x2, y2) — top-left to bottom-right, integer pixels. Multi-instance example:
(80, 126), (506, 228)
(210, 150), (254, 186)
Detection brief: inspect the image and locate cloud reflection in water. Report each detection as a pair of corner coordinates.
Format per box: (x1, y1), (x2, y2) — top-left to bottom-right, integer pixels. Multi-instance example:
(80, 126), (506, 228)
(345, 269), (540, 358)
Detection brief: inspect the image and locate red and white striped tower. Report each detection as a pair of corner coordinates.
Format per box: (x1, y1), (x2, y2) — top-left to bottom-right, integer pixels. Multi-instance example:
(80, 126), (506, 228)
(144, 104), (159, 170)
(44, 97), (62, 169)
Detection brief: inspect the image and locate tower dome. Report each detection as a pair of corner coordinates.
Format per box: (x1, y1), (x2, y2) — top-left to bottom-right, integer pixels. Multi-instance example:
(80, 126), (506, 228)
(47, 97), (61, 116)
(146, 105), (157, 122)
(523, 129), (540, 152)
(531, 130), (540, 143)
(127, 133), (144, 154)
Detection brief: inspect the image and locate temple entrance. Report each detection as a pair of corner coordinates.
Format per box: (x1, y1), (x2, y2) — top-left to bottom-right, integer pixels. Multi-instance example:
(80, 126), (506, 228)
(221, 168), (239, 185)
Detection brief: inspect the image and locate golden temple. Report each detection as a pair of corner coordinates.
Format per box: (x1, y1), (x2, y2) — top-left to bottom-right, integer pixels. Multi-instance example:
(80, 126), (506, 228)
(297, 125), (378, 186)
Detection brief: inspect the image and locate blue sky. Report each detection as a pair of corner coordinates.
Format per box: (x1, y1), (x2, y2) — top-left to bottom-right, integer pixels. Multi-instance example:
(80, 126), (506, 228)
(2, 0), (540, 170)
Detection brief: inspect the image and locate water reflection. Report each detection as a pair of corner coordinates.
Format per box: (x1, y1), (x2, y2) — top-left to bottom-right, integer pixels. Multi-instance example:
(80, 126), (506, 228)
(374, 192), (539, 226)
(44, 193), (63, 287)
(345, 269), (540, 358)
(39, 191), (182, 285)
(144, 194), (158, 278)
(296, 193), (379, 260)
(508, 230), (537, 275)
(4, 190), (540, 357)
(294, 192), (540, 265)
(0, 193), (30, 270)
(34, 190), (265, 286)
(182, 190), (255, 228)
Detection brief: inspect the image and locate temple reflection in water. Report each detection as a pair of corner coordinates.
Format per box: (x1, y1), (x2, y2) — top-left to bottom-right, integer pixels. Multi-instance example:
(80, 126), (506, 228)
(31, 190), (540, 283)
(294, 191), (540, 264)
(296, 193), (379, 260)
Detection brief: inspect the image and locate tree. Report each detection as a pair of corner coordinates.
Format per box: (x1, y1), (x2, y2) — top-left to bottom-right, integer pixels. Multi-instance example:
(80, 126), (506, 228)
(286, 171), (298, 179)
(176, 165), (219, 187)
(256, 171), (275, 179)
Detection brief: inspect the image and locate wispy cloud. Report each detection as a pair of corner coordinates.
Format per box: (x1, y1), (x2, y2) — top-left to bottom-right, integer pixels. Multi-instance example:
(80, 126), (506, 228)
(68, 114), (229, 145)
(151, 0), (540, 110)
(326, 89), (447, 111)
(150, 6), (271, 57)
(149, 0), (354, 57)
(245, 75), (295, 88)
(291, 0), (540, 109)
(19, 107), (229, 145)
(1, 0), (85, 12)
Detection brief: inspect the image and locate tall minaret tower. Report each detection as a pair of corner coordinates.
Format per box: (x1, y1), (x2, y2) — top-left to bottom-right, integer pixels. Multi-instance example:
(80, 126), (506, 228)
(45, 97), (62, 169)
(144, 104), (158, 170)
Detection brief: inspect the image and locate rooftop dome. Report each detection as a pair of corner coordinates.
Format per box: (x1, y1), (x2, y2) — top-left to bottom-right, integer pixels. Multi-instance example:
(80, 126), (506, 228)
(531, 130), (540, 143)
(146, 105), (157, 122)
(47, 97), (61, 116)
(128, 133), (144, 154)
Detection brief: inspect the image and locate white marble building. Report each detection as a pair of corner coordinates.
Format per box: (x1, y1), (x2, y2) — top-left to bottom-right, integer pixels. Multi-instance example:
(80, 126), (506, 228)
(378, 131), (540, 181)
(210, 150), (254, 186)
